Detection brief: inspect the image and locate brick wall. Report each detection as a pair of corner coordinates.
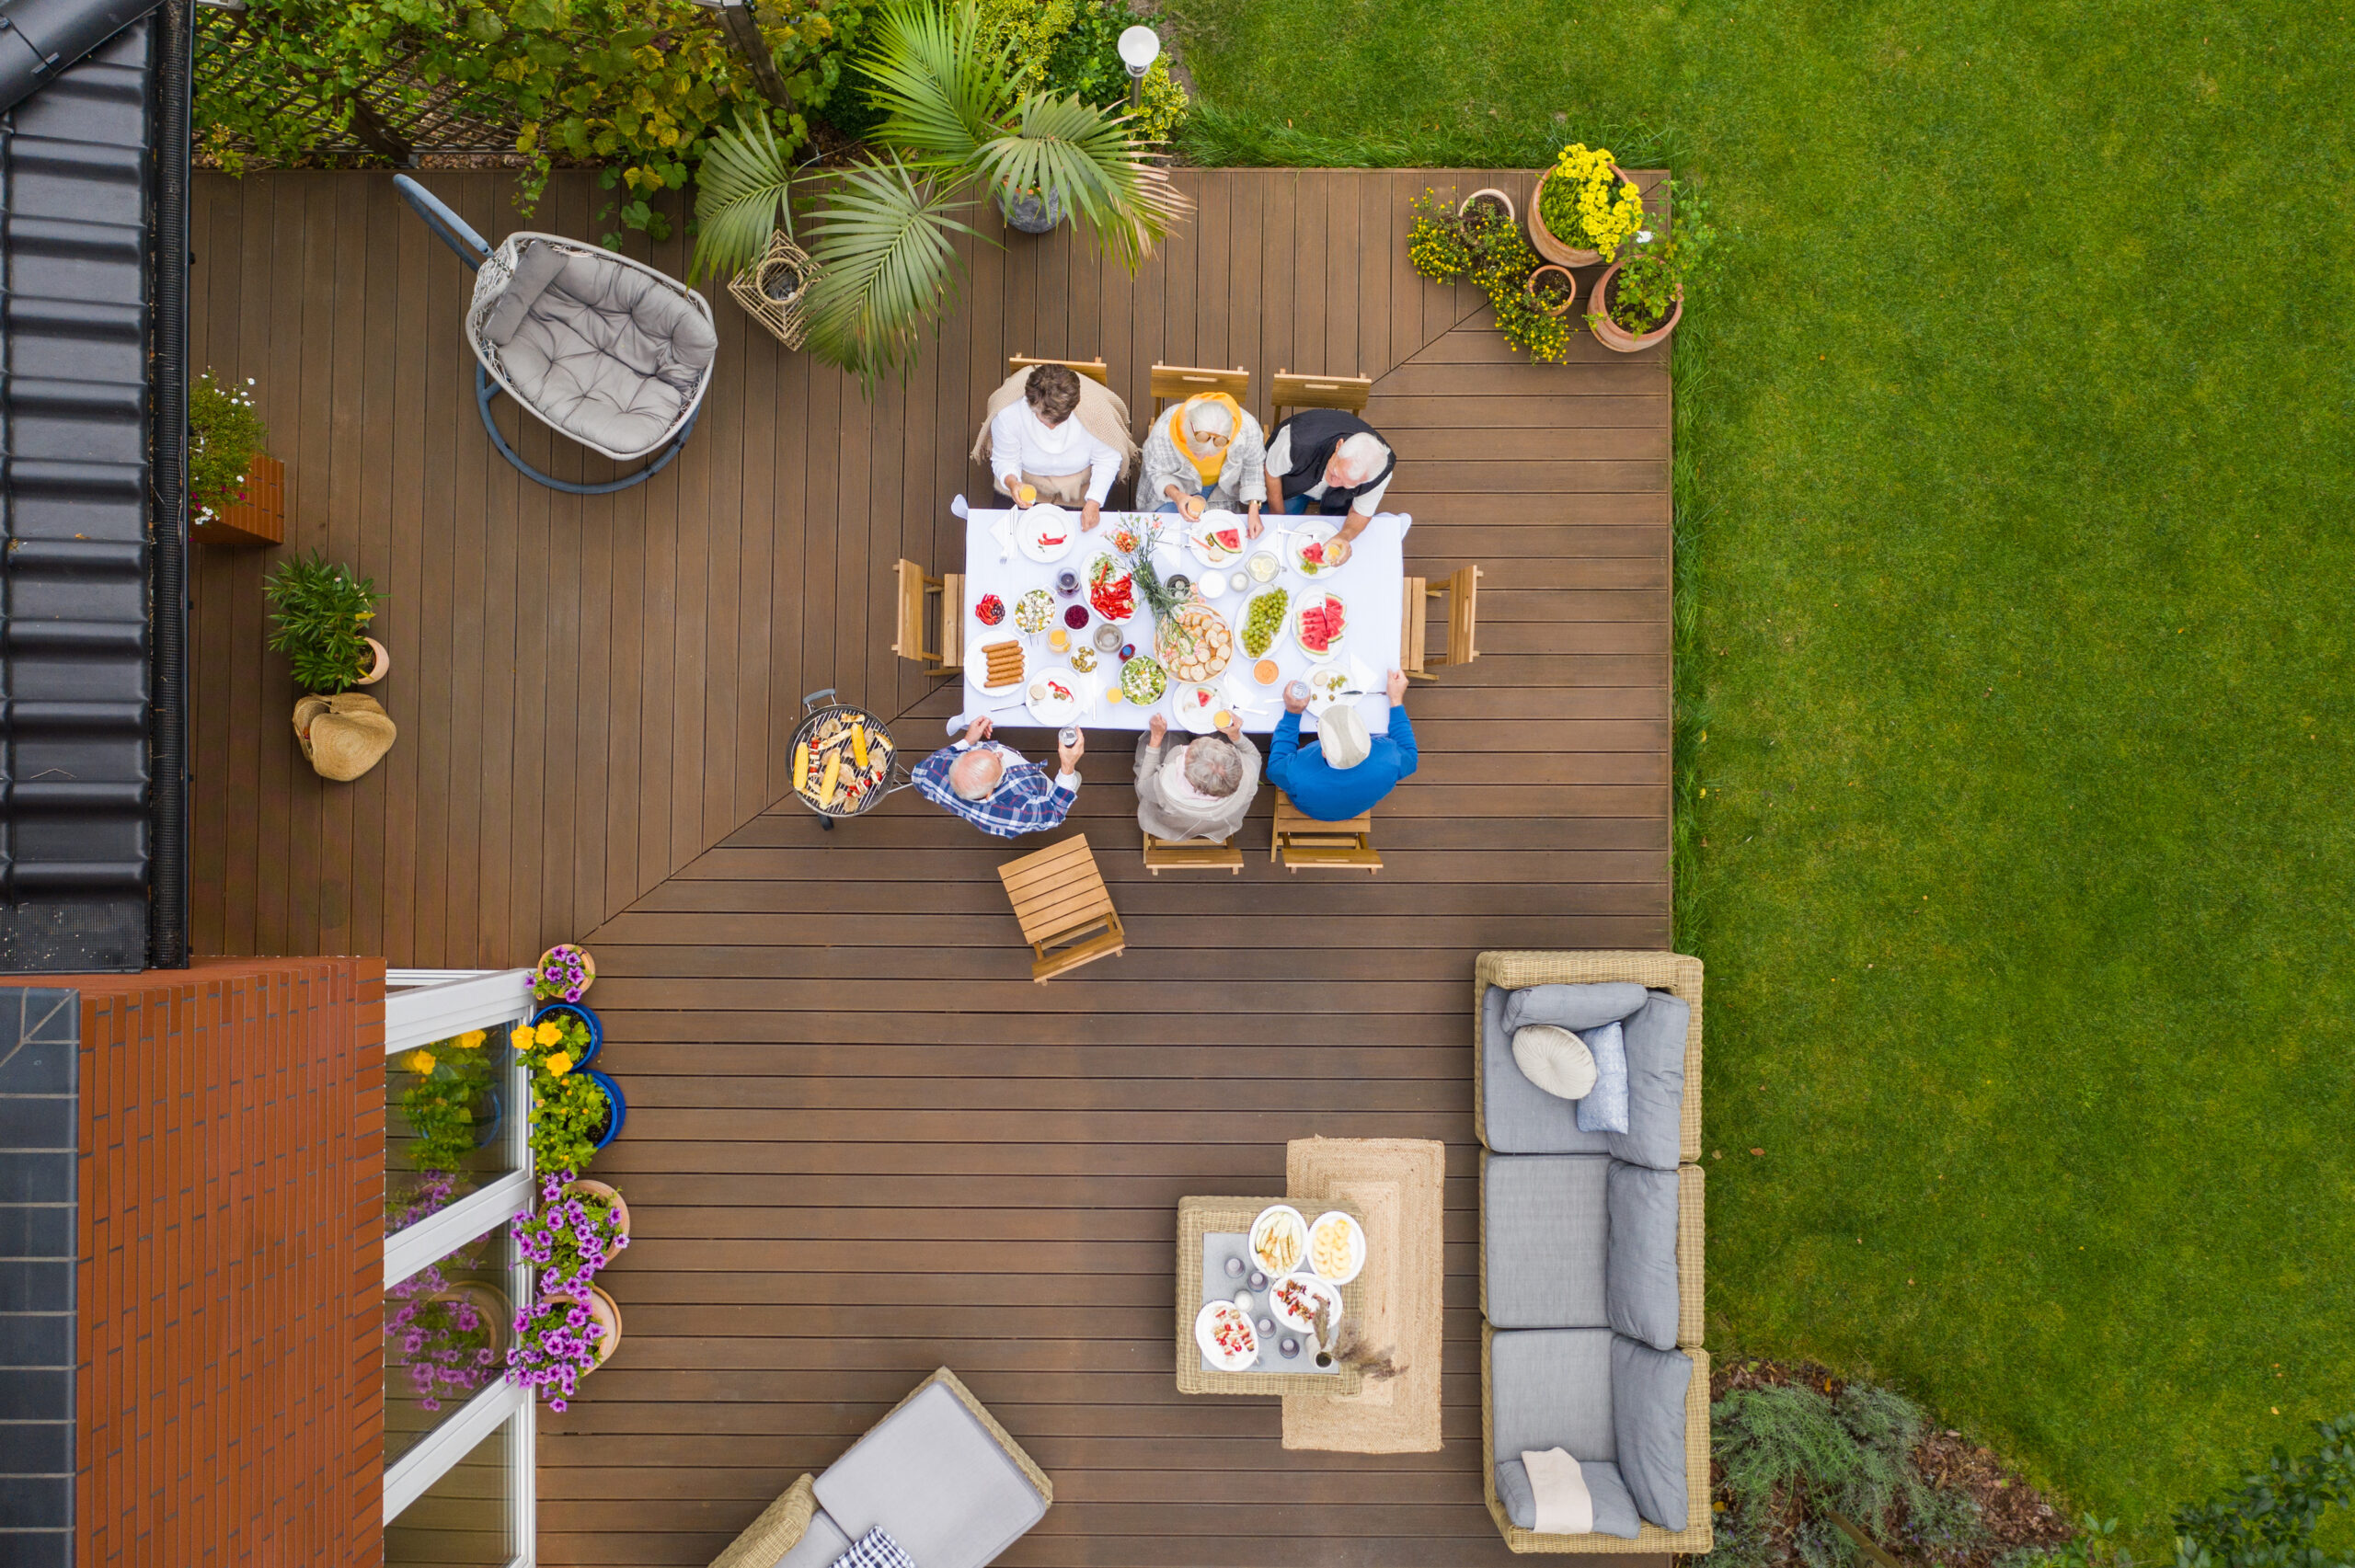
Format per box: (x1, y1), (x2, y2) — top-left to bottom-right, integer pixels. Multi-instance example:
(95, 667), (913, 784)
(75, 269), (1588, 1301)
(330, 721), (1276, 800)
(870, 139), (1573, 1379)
(74, 958), (385, 1567)
(0, 988), (78, 1568)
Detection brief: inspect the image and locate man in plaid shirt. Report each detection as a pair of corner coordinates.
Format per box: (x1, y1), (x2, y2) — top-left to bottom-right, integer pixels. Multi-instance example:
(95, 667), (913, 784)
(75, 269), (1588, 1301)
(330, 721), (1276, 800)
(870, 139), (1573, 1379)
(914, 715), (1085, 838)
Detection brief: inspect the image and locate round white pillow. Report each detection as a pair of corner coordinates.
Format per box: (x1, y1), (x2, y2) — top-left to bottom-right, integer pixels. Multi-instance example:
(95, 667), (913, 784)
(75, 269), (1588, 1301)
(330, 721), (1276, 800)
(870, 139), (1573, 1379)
(1512, 1024), (1597, 1101)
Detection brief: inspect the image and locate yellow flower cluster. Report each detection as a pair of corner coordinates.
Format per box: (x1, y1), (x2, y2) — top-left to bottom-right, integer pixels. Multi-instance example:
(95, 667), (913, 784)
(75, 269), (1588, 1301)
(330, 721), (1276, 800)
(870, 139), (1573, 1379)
(1546, 143), (1647, 258)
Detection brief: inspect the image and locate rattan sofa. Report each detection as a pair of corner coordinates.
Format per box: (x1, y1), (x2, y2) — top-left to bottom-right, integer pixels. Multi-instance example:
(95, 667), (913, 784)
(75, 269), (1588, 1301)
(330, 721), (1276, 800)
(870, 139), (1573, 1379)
(1474, 950), (1711, 1555)
(708, 1368), (1052, 1568)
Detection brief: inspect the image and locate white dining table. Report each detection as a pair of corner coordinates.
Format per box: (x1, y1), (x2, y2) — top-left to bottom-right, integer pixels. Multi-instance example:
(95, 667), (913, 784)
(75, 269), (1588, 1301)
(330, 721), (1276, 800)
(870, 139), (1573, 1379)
(949, 503), (1407, 737)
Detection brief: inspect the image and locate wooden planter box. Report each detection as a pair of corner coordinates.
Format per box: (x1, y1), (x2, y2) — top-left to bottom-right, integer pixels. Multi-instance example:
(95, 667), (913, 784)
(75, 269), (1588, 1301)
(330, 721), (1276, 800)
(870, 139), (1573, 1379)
(191, 451), (284, 547)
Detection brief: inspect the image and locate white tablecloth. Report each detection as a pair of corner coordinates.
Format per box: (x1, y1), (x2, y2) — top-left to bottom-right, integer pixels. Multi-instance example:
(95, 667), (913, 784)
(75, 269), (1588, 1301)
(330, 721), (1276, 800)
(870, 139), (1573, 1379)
(953, 506), (1405, 736)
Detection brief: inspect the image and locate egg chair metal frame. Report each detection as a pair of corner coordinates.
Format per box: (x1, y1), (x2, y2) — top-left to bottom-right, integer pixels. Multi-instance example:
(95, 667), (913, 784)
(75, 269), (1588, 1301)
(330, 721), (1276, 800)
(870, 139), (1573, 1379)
(393, 175), (711, 496)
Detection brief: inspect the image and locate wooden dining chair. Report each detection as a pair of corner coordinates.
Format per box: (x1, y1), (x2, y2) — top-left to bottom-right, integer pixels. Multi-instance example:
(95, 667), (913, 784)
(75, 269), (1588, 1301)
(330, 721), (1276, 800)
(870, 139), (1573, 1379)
(1142, 831), (1246, 875)
(1008, 353), (1110, 385)
(1424, 565), (1481, 675)
(1149, 362), (1250, 416)
(890, 558), (963, 675)
(1270, 369), (1374, 427)
(998, 834), (1128, 981)
(1401, 576), (1430, 680)
(1271, 795), (1383, 874)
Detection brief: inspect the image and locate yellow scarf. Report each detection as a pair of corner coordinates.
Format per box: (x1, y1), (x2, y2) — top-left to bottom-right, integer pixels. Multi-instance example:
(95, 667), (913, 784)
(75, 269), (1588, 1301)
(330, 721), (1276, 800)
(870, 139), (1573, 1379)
(1168, 394), (1243, 487)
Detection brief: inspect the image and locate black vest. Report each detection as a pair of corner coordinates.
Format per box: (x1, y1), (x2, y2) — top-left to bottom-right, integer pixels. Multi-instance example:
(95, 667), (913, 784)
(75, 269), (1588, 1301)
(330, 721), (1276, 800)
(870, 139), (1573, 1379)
(1271, 409), (1395, 512)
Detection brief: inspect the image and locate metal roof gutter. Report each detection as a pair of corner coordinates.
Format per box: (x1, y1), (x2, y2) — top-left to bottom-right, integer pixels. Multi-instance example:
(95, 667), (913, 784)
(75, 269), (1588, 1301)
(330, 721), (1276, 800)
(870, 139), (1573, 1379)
(145, 0), (187, 967)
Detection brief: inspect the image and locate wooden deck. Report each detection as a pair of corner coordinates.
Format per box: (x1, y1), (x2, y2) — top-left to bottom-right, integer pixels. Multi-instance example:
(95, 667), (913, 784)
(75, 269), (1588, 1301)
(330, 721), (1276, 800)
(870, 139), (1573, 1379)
(189, 167), (1672, 1567)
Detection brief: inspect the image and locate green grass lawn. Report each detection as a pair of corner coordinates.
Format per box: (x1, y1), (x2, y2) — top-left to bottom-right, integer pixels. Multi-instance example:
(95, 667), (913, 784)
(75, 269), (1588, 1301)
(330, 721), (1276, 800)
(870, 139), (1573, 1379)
(1162, 0), (2355, 1545)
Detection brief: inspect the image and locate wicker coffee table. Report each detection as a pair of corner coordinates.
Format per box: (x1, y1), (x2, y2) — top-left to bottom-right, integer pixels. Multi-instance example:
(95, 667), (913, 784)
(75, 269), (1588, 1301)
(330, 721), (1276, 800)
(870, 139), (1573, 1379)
(1175, 1196), (1366, 1396)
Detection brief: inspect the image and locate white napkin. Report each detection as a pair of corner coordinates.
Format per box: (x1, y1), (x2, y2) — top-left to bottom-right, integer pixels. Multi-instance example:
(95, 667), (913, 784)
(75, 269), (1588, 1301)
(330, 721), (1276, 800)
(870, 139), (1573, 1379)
(991, 513), (1016, 560)
(1347, 654), (1377, 698)
(1522, 1448), (1594, 1535)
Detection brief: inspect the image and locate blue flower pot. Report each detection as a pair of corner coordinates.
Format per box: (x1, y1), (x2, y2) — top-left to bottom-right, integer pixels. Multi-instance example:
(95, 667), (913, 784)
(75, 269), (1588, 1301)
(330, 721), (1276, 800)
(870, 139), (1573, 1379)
(586, 1069), (626, 1151)
(530, 1002), (602, 1069)
(470, 1082), (504, 1150)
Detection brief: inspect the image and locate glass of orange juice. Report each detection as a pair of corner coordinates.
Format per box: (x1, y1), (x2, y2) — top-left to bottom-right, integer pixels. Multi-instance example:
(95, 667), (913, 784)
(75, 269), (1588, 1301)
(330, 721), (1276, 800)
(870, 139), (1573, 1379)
(1049, 628), (1070, 652)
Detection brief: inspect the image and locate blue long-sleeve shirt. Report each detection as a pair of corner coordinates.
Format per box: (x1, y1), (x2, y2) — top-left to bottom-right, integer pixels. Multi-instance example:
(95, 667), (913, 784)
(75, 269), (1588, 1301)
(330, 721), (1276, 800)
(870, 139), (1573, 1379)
(1266, 705), (1416, 820)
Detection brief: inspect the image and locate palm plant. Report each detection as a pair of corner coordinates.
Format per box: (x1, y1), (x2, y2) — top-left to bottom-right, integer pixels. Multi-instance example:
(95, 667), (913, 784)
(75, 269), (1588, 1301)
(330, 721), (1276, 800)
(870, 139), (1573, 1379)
(691, 0), (1188, 385)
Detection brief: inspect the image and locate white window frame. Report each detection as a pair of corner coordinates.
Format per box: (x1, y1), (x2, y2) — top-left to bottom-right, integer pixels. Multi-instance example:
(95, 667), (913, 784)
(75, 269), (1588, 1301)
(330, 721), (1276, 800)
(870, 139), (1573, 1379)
(382, 967), (542, 1566)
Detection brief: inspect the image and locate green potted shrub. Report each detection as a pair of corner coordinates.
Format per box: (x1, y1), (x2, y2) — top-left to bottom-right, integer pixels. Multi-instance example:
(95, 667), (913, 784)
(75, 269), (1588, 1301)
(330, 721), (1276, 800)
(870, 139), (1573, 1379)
(1529, 143), (1646, 267)
(189, 372), (281, 546)
(263, 549), (387, 692)
(1587, 180), (1715, 353)
(513, 1012), (626, 1174)
(396, 1031), (500, 1175)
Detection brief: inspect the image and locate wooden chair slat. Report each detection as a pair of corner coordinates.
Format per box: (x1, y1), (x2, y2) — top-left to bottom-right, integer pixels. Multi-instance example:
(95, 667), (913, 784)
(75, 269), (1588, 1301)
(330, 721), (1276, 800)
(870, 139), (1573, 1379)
(1401, 575), (1430, 679)
(1009, 353), (1110, 385)
(941, 574), (964, 667)
(1142, 832), (1245, 874)
(1270, 368), (1373, 427)
(1148, 362), (1251, 414)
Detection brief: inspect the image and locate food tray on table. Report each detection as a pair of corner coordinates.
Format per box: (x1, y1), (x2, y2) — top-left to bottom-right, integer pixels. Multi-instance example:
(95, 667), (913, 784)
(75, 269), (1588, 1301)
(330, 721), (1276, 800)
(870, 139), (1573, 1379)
(1175, 1196), (1365, 1396)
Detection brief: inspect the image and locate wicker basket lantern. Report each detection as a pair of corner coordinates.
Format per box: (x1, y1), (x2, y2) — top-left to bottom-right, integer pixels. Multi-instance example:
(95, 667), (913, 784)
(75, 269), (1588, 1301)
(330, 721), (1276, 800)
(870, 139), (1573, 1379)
(727, 229), (819, 349)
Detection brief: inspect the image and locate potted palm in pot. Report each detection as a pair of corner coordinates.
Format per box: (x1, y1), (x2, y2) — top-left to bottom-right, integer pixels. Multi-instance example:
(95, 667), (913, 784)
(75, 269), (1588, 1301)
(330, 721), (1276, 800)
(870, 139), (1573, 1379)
(1586, 180), (1715, 353)
(1529, 143), (1647, 267)
(689, 0), (1188, 386)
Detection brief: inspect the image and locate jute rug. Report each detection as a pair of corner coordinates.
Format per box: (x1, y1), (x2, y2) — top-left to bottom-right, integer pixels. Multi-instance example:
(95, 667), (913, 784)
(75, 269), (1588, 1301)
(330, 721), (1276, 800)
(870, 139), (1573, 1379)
(1281, 1137), (1445, 1453)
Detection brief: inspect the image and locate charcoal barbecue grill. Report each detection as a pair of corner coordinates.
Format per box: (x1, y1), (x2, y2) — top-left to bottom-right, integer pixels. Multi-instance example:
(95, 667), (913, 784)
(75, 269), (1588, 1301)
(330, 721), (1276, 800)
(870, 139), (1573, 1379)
(788, 689), (912, 830)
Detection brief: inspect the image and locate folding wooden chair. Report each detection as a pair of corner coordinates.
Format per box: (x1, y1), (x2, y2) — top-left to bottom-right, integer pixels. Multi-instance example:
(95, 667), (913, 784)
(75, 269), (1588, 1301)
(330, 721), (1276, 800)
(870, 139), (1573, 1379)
(1008, 353), (1110, 385)
(1270, 369), (1373, 428)
(1404, 565), (1479, 680)
(1149, 362), (1251, 417)
(1271, 795), (1383, 873)
(890, 558), (963, 675)
(1142, 831), (1245, 875)
(998, 834), (1128, 981)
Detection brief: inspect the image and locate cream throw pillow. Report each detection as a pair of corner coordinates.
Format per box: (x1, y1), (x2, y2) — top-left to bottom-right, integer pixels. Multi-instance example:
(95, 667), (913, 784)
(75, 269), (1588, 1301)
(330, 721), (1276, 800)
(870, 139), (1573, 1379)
(1512, 1024), (1597, 1101)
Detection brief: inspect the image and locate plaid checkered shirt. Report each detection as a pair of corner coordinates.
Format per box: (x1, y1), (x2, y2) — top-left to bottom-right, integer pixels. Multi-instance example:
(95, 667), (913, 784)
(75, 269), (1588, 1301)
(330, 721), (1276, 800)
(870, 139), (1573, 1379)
(829, 1528), (916, 1568)
(914, 740), (1079, 839)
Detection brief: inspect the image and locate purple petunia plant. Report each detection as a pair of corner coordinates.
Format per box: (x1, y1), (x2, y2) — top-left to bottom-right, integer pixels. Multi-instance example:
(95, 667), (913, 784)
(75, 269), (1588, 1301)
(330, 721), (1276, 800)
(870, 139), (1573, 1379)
(514, 1170), (629, 1291)
(386, 1239), (502, 1412)
(506, 1292), (606, 1413)
(532, 943), (595, 1003)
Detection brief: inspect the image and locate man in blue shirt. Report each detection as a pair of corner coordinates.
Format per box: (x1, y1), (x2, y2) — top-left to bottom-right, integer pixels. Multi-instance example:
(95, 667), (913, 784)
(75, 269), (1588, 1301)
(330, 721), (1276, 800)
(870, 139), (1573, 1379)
(914, 716), (1084, 837)
(1268, 670), (1416, 820)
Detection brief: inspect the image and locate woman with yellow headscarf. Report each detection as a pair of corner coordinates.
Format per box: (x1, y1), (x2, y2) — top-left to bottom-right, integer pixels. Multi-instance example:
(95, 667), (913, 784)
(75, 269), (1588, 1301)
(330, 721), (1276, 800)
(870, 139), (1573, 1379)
(1137, 391), (1273, 538)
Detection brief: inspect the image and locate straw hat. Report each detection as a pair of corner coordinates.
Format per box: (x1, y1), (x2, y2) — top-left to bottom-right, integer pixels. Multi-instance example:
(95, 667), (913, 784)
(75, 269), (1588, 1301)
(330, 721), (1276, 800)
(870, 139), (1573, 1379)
(1318, 703), (1372, 770)
(293, 692), (397, 782)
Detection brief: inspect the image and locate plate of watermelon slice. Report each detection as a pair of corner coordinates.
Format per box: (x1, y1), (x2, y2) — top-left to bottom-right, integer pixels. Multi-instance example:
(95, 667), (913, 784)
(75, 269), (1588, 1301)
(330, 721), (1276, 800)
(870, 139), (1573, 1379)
(1187, 510), (1248, 569)
(1292, 591), (1348, 662)
(1286, 520), (1350, 578)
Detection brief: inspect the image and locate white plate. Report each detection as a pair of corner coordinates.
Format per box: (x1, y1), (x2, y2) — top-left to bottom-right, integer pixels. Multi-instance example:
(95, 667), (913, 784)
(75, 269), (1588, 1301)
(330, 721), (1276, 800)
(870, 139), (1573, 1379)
(1084, 553), (1138, 624)
(1188, 511), (1249, 569)
(1171, 681), (1223, 733)
(1249, 1204), (1308, 1276)
(1017, 504), (1081, 564)
(1304, 664), (1352, 715)
(1306, 1210), (1367, 1286)
(1269, 1270), (1342, 1335)
(1012, 588), (1056, 635)
(965, 630), (1026, 694)
(1195, 1299), (1259, 1371)
(1025, 668), (1083, 727)
(1292, 590), (1347, 664)
(1286, 520), (1342, 578)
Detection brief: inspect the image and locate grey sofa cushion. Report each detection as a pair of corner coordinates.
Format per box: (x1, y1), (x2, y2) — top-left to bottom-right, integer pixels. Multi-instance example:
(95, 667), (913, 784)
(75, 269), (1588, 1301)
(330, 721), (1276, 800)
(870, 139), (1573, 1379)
(1483, 1154), (1610, 1329)
(495, 250), (718, 457)
(1610, 1336), (1693, 1530)
(1574, 1019), (1629, 1134)
(1501, 982), (1648, 1035)
(813, 1381), (1047, 1568)
(1604, 991), (1690, 1170)
(1605, 1162), (1681, 1349)
(1489, 1327), (1616, 1463)
(775, 1506), (853, 1568)
(1495, 1456), (1642, 1538)
(485, 239), (569, 347)
(1482, 986), (1615, 1154)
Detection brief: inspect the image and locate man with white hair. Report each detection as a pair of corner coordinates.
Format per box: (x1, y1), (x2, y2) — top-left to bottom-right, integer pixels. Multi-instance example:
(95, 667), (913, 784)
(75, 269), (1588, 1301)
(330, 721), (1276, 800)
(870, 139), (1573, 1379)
(913, 715), (1085, 838)
(1134, 711), (1261, 843)
(1139, 391), (1272, 536)
(1264, 409), (1396, 544)
(1269, 670), (1417, 821)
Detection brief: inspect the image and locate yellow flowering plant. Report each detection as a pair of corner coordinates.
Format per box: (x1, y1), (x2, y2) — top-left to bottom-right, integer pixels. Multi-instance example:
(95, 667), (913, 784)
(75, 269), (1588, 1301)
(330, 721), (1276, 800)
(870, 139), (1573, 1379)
(1538, 143), (1647, 258)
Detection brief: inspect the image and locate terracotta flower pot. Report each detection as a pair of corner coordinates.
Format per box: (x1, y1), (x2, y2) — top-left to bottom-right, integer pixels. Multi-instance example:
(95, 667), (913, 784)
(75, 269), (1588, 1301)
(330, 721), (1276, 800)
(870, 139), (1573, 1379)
(1528, 163), (1637, 267)
(1523, 264), (1580, 317)
(426, 1281), (512, 1358)
(537, 945), (596, 999)
(354, 635), (391, 686)
(562, 1177), (631, 1244)
(1588, 259), (1683, 353)
(546, 1284), (624, 1368)
(1457, 186), (1517, 225)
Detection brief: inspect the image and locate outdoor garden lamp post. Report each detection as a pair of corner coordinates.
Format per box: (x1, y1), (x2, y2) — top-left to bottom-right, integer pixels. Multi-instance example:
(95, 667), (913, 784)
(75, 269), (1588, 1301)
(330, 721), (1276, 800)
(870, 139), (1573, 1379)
(1119, 25), (1160, 109)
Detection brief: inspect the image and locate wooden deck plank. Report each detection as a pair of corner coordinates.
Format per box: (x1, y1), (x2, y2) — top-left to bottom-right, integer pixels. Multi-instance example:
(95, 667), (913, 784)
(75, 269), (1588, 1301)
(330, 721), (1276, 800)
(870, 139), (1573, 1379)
(188, 167), (1673, 1568)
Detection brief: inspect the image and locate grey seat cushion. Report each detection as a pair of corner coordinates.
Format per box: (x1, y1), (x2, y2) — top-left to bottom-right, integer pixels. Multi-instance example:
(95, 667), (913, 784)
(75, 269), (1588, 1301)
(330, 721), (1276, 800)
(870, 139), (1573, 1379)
(493, 246), (718, 458)
(1481, 986), (1614, 1154)
(1604, 1161), (1681, 1350)
(1500, 982), (1648, 1035)
(775, 1506), (853, 1568)
(1495, 1456), (1642, 1538)
(813, 1381), (1048, 1568)
(1611, 1336), (1694, 1530)
(1489, 1327), (1616, 1464)
(1484, 1154), (1610, 1329)
(1605, 991), (1691, 1170)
